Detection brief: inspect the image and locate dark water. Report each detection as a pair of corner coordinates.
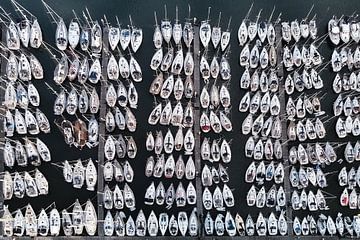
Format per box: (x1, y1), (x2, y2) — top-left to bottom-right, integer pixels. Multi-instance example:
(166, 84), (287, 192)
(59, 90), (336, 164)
(3, 0), (360, 237)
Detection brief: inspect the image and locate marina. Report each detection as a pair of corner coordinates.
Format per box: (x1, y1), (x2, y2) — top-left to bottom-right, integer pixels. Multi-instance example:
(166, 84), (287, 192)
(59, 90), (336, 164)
(2, 0), (360, 238)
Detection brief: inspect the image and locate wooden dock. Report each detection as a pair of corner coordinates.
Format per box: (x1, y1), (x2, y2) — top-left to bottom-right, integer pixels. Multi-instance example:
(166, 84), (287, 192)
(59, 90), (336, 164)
(193, 23), (204, 237)
(275, 25), (293, 236)
(96, 26), (110, 237)
(0, 23), (7, 237)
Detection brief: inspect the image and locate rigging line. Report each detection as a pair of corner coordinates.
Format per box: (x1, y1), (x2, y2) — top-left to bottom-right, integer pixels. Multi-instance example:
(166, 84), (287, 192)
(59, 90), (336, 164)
(41, 0), (60, 23)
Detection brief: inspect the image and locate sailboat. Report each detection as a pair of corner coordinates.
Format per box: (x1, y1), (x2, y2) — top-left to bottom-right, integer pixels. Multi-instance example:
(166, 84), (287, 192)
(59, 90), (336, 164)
(148, 211), (159, 236)
(200, 7), (211, 48)
(25, 204), (37, 237)
(84, 200), (97, 235)
(45, 207), (59, 236)
(104, 211), (114, 236)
